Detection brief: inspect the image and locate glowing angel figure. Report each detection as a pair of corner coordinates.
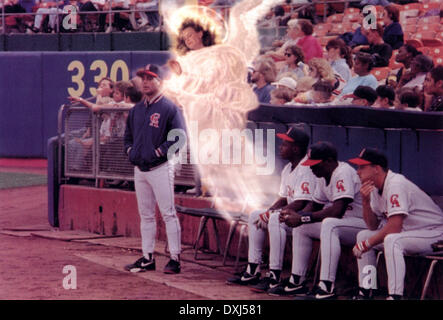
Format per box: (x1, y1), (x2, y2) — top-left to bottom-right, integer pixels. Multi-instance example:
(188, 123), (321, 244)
(161, 0), (286, 213)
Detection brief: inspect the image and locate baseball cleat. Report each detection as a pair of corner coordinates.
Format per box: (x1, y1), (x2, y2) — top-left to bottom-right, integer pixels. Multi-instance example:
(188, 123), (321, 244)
(226, 264), (261, 286)
(313, 281), (336, 300)
(386, 295), (402, 300)
(352, 287), (373, 300)
(250, 271), (280, 293)
(164, 259), (181, 274)
(124, 256), (156, 272)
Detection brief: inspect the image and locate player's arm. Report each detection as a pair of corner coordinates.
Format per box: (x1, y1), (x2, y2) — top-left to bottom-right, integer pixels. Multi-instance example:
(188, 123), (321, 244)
(280, 200), (325, 227)
(269, 197), (288, 211)
(360, 180), (380, 230)
(284, 199), (310, 213)
(310, 197), (353, 221)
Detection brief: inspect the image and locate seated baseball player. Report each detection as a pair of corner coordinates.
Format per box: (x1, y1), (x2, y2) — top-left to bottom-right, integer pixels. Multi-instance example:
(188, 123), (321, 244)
(348, 148), (443, 300)
(278, 141), (367, 299)
(226, 127), (316, 289)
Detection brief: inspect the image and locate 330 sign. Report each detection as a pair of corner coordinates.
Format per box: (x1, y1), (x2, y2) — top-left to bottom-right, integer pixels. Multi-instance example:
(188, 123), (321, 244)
(67, 59), (130, 97)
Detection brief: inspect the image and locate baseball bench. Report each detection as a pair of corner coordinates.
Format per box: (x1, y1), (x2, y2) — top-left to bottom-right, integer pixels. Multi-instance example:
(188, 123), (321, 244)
(174, 204), (249, 268)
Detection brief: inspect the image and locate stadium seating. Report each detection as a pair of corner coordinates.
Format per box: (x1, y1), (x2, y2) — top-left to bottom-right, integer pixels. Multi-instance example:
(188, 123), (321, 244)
(314, 23), (332, 37)
(326, 13), (344, 24)
(421, 39), (443, 47)
(372, 67), (391, 82)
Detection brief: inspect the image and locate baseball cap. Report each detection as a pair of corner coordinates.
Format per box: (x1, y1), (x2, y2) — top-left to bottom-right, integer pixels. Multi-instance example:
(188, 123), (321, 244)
(348, 148), (388, 168)
(301, 141), (337, 166)
(271, 77), (297, 91)
(276, 126), (310, 146)
(136, 64), (163, 79)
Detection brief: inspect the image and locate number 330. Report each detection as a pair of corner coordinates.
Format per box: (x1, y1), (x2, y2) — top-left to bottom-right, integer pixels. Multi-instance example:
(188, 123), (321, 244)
(67, 59), (129, 97)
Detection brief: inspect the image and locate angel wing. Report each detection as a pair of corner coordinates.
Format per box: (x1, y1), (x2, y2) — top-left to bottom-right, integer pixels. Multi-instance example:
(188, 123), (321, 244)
(226, 0), (285, 65)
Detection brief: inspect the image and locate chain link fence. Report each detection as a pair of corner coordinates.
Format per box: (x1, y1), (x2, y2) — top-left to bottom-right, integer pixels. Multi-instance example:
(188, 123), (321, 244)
(61, 104), (197, 188)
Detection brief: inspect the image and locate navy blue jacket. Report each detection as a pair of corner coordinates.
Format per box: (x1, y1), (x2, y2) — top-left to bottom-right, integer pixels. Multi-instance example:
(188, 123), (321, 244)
(124, 95), (185, 170)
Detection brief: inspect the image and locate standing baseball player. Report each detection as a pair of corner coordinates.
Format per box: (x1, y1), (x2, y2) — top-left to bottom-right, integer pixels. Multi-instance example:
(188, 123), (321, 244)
(226, 127), (316, 288)
(349, 148), (443, 300)
(123, 64), (185, 274)
(279, 141), (367, 299)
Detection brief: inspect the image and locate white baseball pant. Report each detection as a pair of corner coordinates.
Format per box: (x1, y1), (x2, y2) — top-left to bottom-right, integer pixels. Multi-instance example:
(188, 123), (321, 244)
(247, 210), (267, 265)
(268, 212), (291, 270)
(356, 228), (443, 296)
(134, 163), (181, 258)
(292, 217), (366, 281)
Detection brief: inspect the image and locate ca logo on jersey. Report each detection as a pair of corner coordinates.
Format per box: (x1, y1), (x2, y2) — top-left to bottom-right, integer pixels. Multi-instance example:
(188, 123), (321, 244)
(390, 194), (400, 208)
(149, 113), (160, 128)
(301, 182), (310, 194)
(336, 180), (346, 192)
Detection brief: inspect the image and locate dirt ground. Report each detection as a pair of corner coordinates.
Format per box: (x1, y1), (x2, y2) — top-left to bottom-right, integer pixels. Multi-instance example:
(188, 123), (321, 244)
(0, 168), (205, 300)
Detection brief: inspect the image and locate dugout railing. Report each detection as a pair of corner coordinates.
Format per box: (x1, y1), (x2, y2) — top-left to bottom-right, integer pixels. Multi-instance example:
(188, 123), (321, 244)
(58, 103), (197, 187)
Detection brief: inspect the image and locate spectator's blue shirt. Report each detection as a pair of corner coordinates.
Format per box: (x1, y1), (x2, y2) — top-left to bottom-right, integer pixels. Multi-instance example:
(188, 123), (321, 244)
(339, 74), (378, 97)
(254, 84), (275, 104)
(331, 58), (352, 82)
(383, 22), (404, 50)
(349, 27), (368, 47)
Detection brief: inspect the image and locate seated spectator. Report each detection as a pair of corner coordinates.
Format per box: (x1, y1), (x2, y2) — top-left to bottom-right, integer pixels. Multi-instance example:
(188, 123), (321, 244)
(326, 38), (353, 83)
(3, 0), (28, 33)
(382, 4), (404, 50)
(257, 4), (291, 28)
(389, 44), (420, 87)
(271, 76), (298, 97)
(33, 0), (65, 33)
(398, 54), (434, 91)
(338, 52), (378, 98)
(129, 0), (159, 31)
(251, 58), (277, 104)
(277, 45), (306, 80)
(394, 88), (422, 111)
(423, 65), (443, 112)
(311, 80), (335, 105)
(265, 18), (300, 60)
(79, 0), (107, 32)
(103, 0), (133, 32)
(291, 76), (317, 104)
(307, 58), (337, 87)
(347, 85), (378, 106)
(270, 87), (294, 105)
(374, 85), (395, 109)
(358, 0), (390, 6)
(294, 19), (323, 62)
(355, 23), (393, 68)
(339, 9), (369, 48)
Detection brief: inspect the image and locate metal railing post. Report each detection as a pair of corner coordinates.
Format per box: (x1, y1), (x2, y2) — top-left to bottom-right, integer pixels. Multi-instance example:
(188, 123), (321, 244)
(2, 0), (5, 35)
